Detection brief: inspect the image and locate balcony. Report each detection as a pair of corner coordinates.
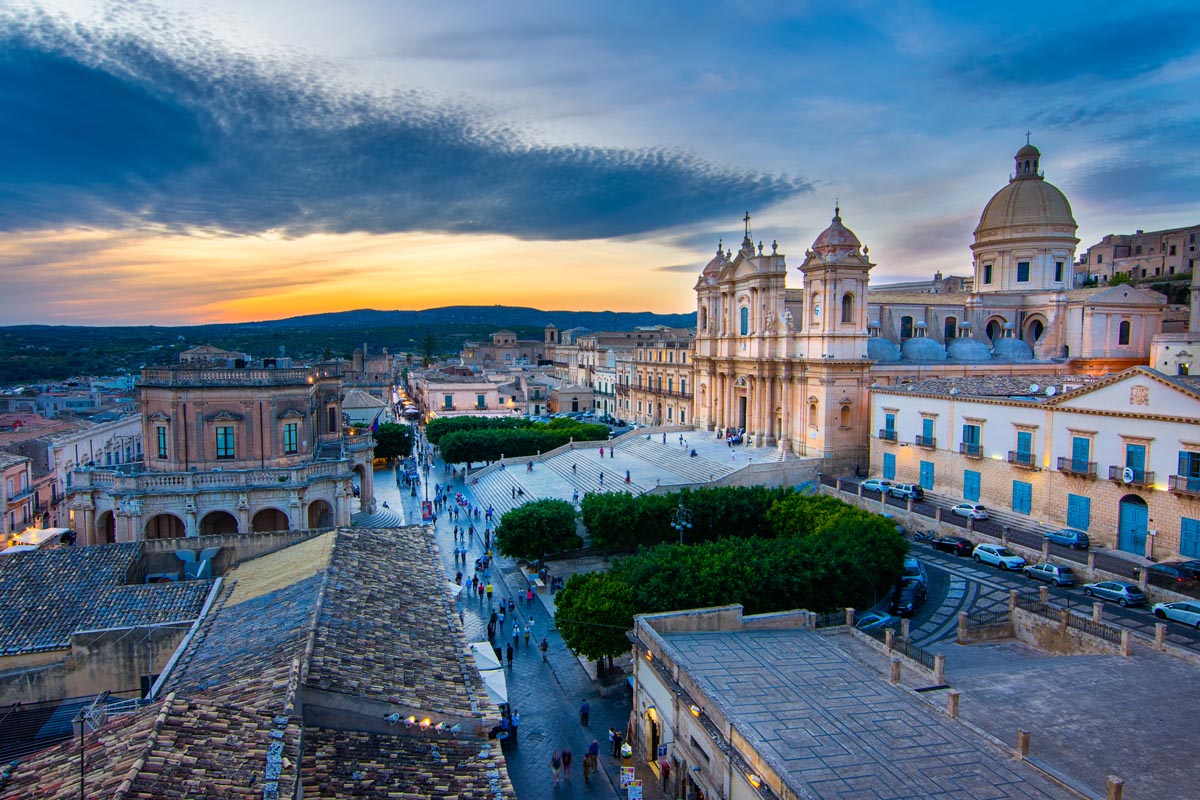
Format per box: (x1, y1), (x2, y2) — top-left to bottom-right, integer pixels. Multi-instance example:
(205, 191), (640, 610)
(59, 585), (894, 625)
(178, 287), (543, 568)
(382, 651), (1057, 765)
(958, 442), (983, 459)
(1108, 465), (1155, 487)
(1007, 451), (1037, 470)
(915, 435), (936, 449)
(1057, 457), (1097, 479)
(878, 428), (897, 442)
(1168, 475), (1200, 498)
(69, 459), (352, 495)
(6, 486), (35, 506)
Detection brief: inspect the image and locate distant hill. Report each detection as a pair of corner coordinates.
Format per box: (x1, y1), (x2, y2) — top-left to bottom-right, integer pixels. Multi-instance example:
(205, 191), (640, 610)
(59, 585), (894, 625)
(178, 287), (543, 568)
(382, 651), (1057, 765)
(255, 306), (696, 331)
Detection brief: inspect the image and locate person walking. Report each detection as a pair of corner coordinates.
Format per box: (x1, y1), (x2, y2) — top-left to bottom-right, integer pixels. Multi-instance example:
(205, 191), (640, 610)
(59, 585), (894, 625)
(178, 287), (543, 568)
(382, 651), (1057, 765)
(540, 637), (549, 661)
(598, 471), (604, 485)
(511, 709), (520, 740)
(608, 727), (617, 756)
(526, 587), (535, 607)
(561, 748), (573, 782)
(506, 642), (514, 667)
(624, 469), (631, 484)
(524, 622), (532, 646)
(486, 582), (494, 603)
(550, 750), (562, 785)
(512, 625), (519, 648)
(580, 699), (590, 727)
(612, 729), (623, 757)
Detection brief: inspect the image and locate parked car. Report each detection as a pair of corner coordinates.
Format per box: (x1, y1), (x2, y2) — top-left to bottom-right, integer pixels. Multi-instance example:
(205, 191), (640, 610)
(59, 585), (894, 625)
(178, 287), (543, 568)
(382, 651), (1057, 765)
(1082, 581), (1146, 607)
(859, 478), (893, 494)
(854, 611), (898, 632)
(889, 578), (928, 617)
(972, 543), (1026, 570)
(1151, 601), (1200, 629)
(1148, 562), (1200, 588)
(1043, 528), (1090, 550)
(888, 483), (925, 500)
(902, 556), (928, 586)
(1176, 560), (1200, 580)
(932, 535), (974, 557)
(1023, 562), (1077, 587)
(950, 502), (988, 520)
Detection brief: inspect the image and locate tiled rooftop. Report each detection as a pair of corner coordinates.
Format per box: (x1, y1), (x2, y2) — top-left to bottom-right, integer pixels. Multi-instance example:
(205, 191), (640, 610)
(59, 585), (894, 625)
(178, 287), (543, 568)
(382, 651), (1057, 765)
(301, 728), (513, 799)
(308, 527), (487, 717)
(661, 628), (1072, 799)
(0, 543), (212, 655)
(0, 451), (29, 469)
(874, 374), (1094, 400)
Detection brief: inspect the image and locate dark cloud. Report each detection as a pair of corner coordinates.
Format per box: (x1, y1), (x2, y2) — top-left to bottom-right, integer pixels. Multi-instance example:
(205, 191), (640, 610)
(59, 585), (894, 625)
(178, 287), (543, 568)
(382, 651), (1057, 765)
(0, 11), (808, 240)
(654, 263), (703, 273)
(954, 7), (1200, 86)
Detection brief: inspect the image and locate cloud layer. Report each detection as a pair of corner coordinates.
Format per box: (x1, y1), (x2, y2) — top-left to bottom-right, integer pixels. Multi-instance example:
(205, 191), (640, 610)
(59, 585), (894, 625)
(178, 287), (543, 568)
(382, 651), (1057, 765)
(0, 9), (808, 240)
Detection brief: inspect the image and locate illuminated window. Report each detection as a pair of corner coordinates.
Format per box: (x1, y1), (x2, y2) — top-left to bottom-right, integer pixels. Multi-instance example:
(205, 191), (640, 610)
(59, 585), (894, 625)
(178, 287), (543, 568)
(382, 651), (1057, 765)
(216, 426), (235, 460)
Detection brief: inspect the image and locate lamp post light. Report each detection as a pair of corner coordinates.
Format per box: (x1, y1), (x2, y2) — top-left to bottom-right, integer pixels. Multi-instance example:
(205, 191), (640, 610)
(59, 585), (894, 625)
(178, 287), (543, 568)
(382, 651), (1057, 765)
(671, 499), (692, 546)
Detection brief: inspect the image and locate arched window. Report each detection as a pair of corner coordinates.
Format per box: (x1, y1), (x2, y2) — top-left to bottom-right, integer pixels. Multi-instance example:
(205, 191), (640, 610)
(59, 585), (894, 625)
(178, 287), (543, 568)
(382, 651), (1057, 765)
(1118, 320), (1131, 346)
(699, 306), (708, 331)
(900, 316), (914, 340)
(944, 317), (958, 340)
(808, 401), (818, 427)
(841, 293), (854, 324)
(739, 306), (749, 335)
(839, 406), (850, 427)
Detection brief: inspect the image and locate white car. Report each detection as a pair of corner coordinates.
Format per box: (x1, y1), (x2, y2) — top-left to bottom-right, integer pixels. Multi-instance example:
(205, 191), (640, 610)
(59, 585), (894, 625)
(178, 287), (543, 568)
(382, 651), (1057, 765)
(860, 478), (893, 494)
(1152, 601), (1200, 630)
(951, 502), (989, 520)
(972, 543), (1026, 570)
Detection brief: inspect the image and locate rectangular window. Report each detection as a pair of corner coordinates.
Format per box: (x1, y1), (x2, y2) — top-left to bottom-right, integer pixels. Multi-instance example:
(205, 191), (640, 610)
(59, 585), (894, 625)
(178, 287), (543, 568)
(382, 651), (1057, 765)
(1066, 494), (1091, 530)
(963, 469), (981, 502)
(1181, 518), (1200, 559)
(882, 452), (896, 480)
(885, 412), (896, 434)
(1017, 261), (1030, 282)
(961, 423), (980, 456)
(328, 406), (338, 432)
(919, 460), (934, 490)
(680, 409), (686, 423)
(667, 407), (673, 421)
(1124, 443), (1146, 482)
(1178, 451), (1200, 491)
(1055, 261), (1064, 282)
(1071, 436), (1090, 473)
(983, 264), (993, 284)
(476, 394), (486, 409)
(1016, 430), (1033, 460)
(156, 426), (168, 459)
(1012, 480), (1032, 514)
(444, 394), (453, 410)
(216, 426), (235, 460)
(283, 422), (298, 455)
(680, 379), (687, 395)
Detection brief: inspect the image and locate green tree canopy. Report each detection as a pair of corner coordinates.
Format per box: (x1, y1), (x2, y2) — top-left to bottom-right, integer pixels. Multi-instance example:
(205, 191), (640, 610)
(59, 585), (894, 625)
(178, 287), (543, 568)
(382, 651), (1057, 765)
(494, 499), (581, 561)
(372, 423), (413, 460)
(554, 571), (635, 662)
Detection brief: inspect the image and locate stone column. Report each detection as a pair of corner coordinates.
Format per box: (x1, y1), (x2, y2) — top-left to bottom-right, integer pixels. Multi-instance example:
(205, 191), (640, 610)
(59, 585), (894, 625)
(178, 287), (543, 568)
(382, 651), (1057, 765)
(779, 368), (792, 450)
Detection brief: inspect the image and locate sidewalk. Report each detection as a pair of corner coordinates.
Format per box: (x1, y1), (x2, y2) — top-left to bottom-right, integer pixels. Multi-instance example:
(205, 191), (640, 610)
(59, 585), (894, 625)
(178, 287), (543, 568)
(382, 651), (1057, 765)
(376, 457), (667, 800)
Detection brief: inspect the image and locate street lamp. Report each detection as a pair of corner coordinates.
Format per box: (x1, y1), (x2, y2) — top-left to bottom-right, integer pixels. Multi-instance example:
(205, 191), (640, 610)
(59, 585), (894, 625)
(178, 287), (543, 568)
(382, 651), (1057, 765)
(670, 499), (692, 546)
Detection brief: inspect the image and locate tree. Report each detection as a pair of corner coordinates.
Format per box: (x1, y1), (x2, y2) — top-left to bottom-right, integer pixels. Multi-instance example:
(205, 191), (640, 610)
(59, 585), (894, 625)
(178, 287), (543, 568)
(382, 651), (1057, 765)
(494, 499), (581, 561)
(421, 332), (439, 366)
(554, 571), (635, 662)
(373, 423), (413, 460)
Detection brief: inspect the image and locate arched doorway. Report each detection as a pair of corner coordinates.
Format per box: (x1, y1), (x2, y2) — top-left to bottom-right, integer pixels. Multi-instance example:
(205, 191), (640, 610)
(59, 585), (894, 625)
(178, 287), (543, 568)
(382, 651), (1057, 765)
(200, 510), (239, 536)
(1025, 316), (1046, 346)
(307, 499), (334, 528)
(252, 507), (290, 533)
(985, 317), (1006, 343)
(145, 513), (185, 540)
(1117, 495), (1148, 555)
(96, 510), (116, 544)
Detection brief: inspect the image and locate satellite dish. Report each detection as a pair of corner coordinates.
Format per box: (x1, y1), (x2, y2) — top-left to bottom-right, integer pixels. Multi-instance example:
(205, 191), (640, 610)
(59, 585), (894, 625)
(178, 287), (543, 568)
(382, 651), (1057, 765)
(1029, 383), (1040, 393)
(1045, 386), (1056, 396)
(1122, 466), (1135, 484)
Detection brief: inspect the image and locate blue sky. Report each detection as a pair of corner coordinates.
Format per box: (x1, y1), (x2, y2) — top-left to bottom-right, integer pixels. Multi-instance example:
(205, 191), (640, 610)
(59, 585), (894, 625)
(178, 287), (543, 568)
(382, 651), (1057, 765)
(0, 0), (1197, 324)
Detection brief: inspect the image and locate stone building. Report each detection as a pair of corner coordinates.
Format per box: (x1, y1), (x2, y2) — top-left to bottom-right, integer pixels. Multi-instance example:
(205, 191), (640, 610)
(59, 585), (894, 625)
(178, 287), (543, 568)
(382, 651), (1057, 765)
(67, 358), (374, 544)
(1080, 224), (1200, 283)
(1, 452), (34, 537)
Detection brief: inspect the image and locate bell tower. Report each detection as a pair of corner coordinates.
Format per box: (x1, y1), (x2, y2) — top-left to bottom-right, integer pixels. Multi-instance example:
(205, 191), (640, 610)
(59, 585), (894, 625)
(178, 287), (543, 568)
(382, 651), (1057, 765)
(796, 206), (873, 359)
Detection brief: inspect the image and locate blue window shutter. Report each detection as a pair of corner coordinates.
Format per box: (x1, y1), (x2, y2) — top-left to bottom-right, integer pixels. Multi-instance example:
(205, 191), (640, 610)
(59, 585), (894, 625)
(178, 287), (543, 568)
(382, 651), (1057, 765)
(963, 470), (981, 501)
(1181, 518), (1200, 559)
(1066, 494), (1090, 530)
(919, 460), (934, 489)
(882, 453), (896, 480)
(1017, 431), (1032, 457)
(1071, 436), (1089, 469)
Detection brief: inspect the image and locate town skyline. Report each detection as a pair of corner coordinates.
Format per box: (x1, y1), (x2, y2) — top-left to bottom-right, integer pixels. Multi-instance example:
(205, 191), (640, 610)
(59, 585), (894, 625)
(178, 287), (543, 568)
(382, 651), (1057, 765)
(2, 0), (1198, 325)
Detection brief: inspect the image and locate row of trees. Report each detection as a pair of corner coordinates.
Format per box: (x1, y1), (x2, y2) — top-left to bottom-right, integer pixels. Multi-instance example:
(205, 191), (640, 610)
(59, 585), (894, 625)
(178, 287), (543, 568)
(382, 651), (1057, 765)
(552, 492), (906, 661)
(427, 416), (609, 467)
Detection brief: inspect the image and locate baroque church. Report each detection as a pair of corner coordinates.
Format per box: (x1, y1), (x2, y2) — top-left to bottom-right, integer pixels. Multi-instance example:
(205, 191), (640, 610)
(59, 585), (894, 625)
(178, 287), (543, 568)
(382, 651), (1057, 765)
(691, 142), (1167, 472)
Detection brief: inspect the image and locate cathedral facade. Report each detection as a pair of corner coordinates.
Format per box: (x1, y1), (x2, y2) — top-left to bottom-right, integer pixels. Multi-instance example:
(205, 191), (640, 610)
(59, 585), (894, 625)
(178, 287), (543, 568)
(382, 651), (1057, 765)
(691, 143), (1168, 472)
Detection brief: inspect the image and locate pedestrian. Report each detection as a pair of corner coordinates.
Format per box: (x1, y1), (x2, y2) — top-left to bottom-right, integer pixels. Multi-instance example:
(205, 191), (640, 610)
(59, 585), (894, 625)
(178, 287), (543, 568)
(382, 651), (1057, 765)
(609, 447), (614, 458)
(662, 432), (667, 444)
(498, 608), (505, 629)
(478, 583), (485, 602)
(679, 434), (684, 446)
(526, 587), (535, 607)
(508, 597), (516, 613)
(486, 582), (493, 602)
(624, 469), (631, 484)
(540, 637), (549, 661)
(598, 471), (604, 485)
(561, 748), (573, 782)
(608, 727), (616, 756)
(572, 463), (577, 474)
(599, 446), (604, 457)
(580, 699), (590, 727)
(572, 489), (579, 504)
(524, 622), (532, 645)
(613, 730), (623, 758)
(512, 626), (519, 647)
(512, 486), (516, 499)
(506, 642), (514, 666)
(511, 709), (520, 741)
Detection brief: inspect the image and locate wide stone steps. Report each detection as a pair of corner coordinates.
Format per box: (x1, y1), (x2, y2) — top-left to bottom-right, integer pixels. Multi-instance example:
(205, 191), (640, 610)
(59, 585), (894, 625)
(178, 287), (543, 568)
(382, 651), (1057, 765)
(618, 435), (738, 483)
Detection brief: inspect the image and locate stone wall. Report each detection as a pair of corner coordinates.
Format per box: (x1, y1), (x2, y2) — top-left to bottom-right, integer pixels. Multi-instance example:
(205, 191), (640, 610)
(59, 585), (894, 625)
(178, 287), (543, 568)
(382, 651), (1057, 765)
(141, 528), (330, 577)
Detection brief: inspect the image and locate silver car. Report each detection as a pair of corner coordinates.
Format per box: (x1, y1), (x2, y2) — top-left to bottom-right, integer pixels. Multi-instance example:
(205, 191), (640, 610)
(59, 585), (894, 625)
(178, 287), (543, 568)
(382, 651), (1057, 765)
(1152, 601), (1200, 629)
(972, 543), (1026, 571)
(1023, 562), (1076, 587)
(1082, 581), (1146, 607)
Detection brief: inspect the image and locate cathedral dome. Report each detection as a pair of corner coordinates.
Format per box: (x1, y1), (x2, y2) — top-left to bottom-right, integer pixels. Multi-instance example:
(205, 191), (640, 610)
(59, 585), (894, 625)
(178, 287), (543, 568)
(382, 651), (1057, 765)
(867, 337), (901, 362)
(991, 337), (1035, 361)
(946, 337), (993, 362)
(700, 241), (727, 280)
(899, 337), (947, 362)
(975, 144), (1075, 235)
(811, 206), (863, 260)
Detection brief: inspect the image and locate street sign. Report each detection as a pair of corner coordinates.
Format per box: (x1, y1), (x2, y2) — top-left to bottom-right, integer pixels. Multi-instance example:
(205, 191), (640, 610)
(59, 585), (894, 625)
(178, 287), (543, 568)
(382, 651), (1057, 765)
(657, 745), (667, 758)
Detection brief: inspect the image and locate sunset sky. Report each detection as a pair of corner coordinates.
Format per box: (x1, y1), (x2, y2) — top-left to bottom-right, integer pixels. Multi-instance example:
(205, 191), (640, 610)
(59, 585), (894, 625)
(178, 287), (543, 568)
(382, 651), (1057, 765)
(2, 1), (1198, 325)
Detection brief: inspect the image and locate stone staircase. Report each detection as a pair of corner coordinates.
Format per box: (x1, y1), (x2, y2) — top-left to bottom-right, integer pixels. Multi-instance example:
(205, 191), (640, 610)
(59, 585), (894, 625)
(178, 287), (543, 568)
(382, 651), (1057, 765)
(618, 435), (738, 483)
(543, 453), (640, 496)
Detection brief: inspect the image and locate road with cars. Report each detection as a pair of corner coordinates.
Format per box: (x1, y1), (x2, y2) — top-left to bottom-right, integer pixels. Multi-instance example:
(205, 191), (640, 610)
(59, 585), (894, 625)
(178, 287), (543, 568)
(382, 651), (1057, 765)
(887, 541), (1200, 654)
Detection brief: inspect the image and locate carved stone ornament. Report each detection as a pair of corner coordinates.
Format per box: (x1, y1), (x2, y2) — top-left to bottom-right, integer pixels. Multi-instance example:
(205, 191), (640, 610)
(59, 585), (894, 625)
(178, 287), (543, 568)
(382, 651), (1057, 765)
(1129, 385), (1149, 406)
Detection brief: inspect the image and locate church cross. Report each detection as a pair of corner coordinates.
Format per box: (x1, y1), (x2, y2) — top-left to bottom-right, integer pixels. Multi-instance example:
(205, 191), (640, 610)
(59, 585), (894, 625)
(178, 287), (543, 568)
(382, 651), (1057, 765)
(1025, 130), (1032, 145)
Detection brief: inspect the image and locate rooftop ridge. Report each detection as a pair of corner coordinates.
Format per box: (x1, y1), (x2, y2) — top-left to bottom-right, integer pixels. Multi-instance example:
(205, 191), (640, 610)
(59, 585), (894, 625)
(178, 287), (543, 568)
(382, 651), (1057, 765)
(111, 691), (176, 800)
(298, 533), (337, 692)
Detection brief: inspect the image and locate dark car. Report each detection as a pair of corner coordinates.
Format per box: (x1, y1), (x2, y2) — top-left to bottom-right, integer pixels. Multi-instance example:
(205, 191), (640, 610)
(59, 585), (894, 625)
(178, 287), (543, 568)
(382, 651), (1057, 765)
(889, 578), (927, 617)
(1147, 563), (1200, 589)
(932, 535), (973, 557)
(888, 483), (925, 500)
(1043, 528), (1090, 550)
(1176, 560), (1200, 580)
(1082, 581), (1147, 607)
